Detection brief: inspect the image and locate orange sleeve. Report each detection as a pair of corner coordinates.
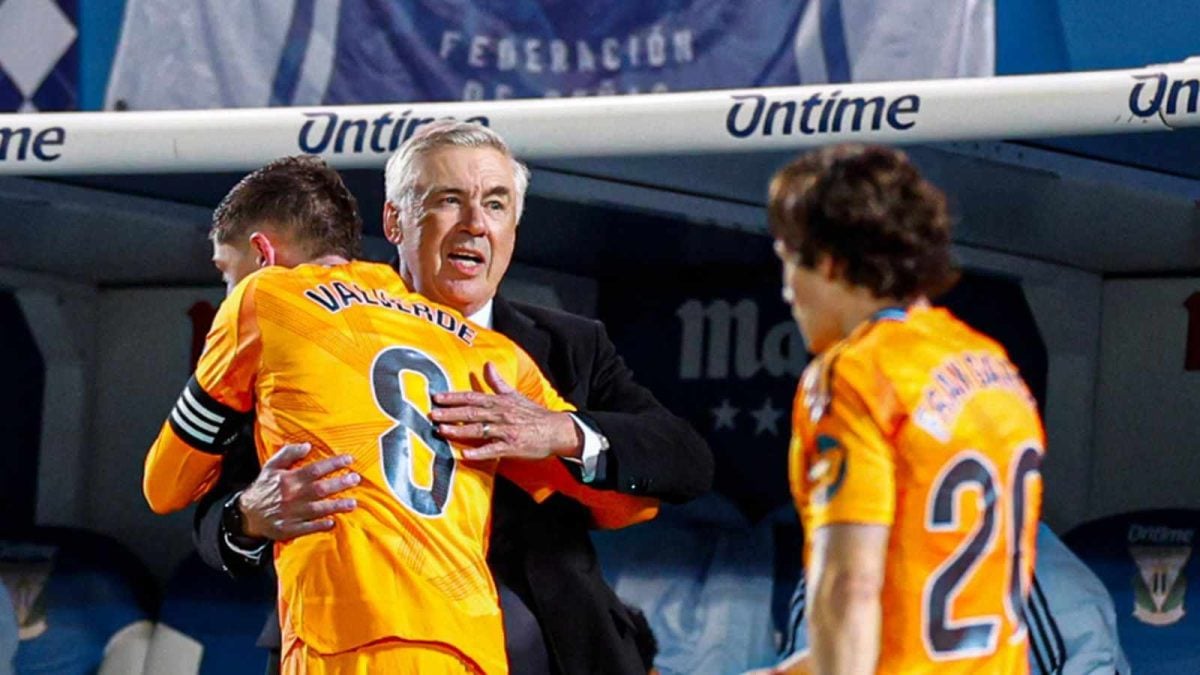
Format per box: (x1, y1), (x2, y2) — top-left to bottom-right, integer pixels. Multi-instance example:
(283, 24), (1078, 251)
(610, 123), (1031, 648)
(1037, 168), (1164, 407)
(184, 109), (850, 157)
(802, 353), (898, 530)
(143, 276), (262, 514)
(499, 459), (659, 529)
(499, 347), (659, 530)
(787, 380), (810, 518)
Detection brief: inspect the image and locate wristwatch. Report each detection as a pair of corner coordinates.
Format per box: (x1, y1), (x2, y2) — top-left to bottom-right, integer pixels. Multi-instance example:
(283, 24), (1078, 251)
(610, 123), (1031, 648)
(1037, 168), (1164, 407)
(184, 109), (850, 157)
(221, 490), (269, 563)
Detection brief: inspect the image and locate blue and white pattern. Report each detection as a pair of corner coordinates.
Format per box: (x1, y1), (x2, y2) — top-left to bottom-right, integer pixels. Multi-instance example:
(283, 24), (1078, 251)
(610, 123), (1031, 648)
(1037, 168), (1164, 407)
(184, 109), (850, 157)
(106, 0), (993, 111)
(0, 0), (78, 112)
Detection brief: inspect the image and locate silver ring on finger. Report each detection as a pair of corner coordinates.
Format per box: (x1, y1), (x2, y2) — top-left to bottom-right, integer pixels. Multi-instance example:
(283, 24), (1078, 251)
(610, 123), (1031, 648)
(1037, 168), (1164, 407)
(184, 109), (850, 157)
(481, 422), (491, 439)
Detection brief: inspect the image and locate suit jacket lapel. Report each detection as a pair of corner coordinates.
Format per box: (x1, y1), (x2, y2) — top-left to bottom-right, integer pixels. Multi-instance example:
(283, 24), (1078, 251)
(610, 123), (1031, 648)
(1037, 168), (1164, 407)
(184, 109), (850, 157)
(492, 295), (552, 373)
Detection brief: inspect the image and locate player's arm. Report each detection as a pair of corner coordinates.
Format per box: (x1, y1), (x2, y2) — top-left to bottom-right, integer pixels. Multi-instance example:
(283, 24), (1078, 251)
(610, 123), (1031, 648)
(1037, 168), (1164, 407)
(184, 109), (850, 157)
(773, 650), (813, 675)
(807, 524), (888, 675)
(143, 279), (260, 514)
(798, 358), (897, 675)
(496, 350), (659, 529)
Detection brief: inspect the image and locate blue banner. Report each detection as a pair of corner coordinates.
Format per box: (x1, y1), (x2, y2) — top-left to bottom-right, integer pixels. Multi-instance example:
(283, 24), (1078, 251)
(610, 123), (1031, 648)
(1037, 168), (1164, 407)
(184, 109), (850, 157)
(107, 0), (993, 110)
(322, 0), (804, 102)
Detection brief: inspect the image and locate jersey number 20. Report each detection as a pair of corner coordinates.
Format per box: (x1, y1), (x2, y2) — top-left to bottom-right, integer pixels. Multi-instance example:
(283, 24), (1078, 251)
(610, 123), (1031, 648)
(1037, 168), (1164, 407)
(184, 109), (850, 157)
(371, 347), (456, 517)
(923, 444), (1042, 660)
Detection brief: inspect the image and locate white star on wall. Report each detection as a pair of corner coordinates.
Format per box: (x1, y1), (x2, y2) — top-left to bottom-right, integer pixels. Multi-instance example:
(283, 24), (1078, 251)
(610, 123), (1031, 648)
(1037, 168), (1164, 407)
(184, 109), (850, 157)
(751, 397), (783, 436)
(711, 399), (739, 431)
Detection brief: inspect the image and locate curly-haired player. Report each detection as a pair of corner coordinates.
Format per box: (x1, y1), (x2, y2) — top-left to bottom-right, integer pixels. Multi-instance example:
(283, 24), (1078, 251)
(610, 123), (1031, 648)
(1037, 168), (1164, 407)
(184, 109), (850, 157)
(768, 145), (1045, 675)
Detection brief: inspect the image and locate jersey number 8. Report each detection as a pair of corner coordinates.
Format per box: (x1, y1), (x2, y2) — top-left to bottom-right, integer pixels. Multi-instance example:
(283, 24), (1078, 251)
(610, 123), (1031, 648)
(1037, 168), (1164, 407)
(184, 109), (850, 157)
(371, 347), (457, 517)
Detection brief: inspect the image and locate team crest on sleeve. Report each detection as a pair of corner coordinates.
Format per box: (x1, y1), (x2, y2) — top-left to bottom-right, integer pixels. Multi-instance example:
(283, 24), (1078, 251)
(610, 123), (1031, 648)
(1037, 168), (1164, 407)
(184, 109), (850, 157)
(808, 434), (847, 505)
(1129, 524), (1193, 626)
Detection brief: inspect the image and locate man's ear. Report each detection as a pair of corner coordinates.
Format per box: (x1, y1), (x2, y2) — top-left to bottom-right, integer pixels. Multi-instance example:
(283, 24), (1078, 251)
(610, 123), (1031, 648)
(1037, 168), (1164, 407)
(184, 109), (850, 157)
(383, 202), (403, 245)
(817, 254), (845, 282)
(248, 231), (277, 268)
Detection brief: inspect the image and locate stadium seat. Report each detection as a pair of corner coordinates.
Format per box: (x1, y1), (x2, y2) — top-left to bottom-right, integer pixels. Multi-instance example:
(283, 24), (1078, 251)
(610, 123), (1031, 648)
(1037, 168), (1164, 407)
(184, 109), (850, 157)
(592, 494), (780, 674)
(1063, 509), (1200, 675)
(0, 527), (157, 675)
(144, 551), (274, 675)
(0, 580), (14, 675)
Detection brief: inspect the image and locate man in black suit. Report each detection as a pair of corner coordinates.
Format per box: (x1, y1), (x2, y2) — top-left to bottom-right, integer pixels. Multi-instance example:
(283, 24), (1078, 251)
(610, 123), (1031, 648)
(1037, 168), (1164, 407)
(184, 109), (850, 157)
(194, 121), (713, 674)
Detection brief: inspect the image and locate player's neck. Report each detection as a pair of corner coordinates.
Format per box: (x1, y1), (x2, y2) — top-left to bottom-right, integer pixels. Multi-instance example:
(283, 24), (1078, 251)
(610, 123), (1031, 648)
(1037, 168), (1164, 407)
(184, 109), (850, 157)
(308, 254), (350, 267)
(838, 291), (908, 339)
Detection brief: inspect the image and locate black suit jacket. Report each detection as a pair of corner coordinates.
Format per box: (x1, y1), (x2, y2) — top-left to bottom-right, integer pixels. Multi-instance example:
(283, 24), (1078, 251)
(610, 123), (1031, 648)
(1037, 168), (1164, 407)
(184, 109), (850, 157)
(193, 295), (714, 674)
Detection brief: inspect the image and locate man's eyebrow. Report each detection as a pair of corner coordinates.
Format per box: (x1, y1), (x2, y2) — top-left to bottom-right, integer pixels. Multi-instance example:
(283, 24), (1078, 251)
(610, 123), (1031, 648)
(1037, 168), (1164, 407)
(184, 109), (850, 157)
(420, 185), (511, 201)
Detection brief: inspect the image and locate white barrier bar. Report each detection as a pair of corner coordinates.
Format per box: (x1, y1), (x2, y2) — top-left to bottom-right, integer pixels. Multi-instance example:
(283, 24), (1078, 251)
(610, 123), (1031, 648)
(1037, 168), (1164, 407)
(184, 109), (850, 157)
(0, 59), (1197, 175)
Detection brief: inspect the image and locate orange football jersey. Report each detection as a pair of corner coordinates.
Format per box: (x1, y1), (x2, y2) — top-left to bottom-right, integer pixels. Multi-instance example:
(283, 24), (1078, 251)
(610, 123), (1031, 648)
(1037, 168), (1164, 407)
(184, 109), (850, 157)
(144, 261), (656, 674)
(789, 305), (1044, 674)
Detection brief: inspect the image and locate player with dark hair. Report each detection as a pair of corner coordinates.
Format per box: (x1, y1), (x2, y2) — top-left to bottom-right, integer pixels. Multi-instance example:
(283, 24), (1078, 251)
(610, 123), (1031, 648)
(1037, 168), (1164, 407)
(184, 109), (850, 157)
(767, 145), (1045, 674)
(144, 155), (656, 674)
(209, 155), (363, 296)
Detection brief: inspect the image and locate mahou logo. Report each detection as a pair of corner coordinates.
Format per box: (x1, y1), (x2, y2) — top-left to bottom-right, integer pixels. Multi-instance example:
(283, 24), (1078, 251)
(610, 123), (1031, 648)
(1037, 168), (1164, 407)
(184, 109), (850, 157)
(675, 298), (806, 380)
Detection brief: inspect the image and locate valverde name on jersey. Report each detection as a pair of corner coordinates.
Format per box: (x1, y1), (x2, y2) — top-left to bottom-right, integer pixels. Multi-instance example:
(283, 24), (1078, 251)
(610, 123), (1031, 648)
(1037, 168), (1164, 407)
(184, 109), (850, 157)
(303, 279), (478, 345)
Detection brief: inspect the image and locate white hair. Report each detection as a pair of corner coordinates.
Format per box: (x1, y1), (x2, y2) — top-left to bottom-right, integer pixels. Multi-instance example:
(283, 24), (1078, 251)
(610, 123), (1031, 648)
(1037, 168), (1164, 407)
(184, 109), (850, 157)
(384, 120), (531, 223)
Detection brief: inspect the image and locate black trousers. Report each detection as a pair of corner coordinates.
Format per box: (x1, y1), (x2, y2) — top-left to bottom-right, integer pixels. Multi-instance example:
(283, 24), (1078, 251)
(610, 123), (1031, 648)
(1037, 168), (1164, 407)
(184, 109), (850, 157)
(499, 580), (553, 675)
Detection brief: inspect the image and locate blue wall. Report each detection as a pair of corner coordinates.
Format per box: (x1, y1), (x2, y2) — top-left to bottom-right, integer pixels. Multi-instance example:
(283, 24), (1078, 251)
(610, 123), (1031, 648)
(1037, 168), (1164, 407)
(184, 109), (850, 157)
(1057, 0), (1199, 70)
(998, 0), (1200, 75)
(79, 0), (127, 110)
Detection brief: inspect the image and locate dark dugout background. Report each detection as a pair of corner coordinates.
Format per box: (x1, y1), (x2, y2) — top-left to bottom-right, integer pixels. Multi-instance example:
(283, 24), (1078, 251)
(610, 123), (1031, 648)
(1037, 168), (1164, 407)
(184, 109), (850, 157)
(598, 265), (1048, 520)
(0, 291), (45, 529)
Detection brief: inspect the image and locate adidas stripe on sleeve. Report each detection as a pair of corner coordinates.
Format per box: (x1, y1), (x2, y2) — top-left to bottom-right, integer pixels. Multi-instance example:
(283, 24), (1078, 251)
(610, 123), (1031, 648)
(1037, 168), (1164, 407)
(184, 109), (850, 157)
(167, 376), (252, 454)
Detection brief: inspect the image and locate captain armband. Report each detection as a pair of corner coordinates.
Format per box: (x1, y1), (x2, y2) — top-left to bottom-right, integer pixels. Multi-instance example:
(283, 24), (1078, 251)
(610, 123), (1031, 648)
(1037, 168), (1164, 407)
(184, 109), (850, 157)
(167, 376), (252, 454)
